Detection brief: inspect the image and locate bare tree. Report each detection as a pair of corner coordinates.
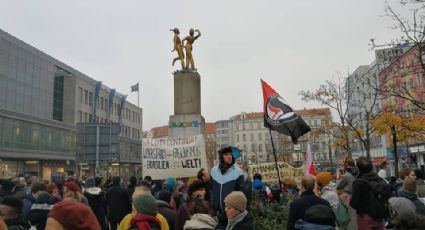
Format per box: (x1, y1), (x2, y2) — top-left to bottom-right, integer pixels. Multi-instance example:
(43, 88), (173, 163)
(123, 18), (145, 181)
(300, 75), (354, 159)
(370, 1), (425, 111)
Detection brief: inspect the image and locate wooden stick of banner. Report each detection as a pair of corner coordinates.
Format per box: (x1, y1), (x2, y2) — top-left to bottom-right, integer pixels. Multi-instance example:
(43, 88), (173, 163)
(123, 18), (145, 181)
(269, 128), (283, 192)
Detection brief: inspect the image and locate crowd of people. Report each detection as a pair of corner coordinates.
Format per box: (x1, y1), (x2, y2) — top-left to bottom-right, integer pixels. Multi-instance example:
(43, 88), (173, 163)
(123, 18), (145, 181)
(0, 148), (424, 230)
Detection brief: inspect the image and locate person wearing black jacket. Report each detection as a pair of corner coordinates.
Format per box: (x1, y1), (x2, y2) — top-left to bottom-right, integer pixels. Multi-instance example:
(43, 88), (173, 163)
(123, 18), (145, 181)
(84, 177), (108, 230)
(286, 175), (331, 230)
(350, 157), (392, 230)
(26, 192), (53, 230)
(106, 176), (131, 230)
(157, 190), (176, 230)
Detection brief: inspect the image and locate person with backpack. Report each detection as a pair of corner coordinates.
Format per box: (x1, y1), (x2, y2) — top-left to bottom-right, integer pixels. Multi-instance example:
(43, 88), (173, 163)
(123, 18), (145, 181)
(350, 156), (392, 230)
(251, 173), (271, 205)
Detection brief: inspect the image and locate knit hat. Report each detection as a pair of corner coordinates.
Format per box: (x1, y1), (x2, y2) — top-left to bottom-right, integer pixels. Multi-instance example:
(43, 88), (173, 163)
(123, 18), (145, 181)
(85, 177), (95, 188)
(304, 204), (336, 227)
(133, 194), (158, 216)
(157, 190), (171, 203)
(163, 177), (176, 191)
(316, 172), (332, 186)
(35, 192), (52, 205)
(389, 197), (416, 215)
(48, 200), (100, 230)
(188, 180), (206, 196)
(1, 180), (16, 191)
(224, 191), (247, 212)
(65, 181), (82, 193)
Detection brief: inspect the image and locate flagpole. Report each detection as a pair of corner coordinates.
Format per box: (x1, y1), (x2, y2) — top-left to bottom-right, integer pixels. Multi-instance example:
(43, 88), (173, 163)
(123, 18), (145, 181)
(137, 82), (140, 108)
(269, 128), (283, 192)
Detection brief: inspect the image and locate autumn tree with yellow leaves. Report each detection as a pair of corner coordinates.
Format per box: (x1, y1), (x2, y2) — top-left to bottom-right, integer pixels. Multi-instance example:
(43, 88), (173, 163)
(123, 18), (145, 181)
(372, 112), (425, 177)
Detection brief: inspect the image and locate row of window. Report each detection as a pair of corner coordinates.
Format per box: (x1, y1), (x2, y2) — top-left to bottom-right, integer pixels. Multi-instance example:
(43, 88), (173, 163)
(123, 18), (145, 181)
(235, 143), (264, 153)
(121, 125), (141, 140)
(77, 87), (141, 124)
(236, 132), (265, 143)
(0, 116), (75, 152)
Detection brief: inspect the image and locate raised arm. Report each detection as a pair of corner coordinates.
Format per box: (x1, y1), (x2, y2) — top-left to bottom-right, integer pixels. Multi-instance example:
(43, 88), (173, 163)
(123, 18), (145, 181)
(194, 29), (201, 40)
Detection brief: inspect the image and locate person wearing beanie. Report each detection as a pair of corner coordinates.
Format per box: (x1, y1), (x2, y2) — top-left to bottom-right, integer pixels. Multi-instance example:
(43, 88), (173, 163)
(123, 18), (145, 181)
(398, 178), (425, 215)
(176, 180), (207, 230)
(211, 146), (247, 229)
(106, 176), (131, 230)
(84, 177), (108, 230)
(26, 192), (53, 230)
(224, 191), (253, 230)
(157, 190), (176, 230)
(45, 200), (100, 230)
(130, 193), (162, 230)
(118, 186), (169, 230)
(63, 181), (89, 205)
(316, 172), (339, 213)
(0, 196), (29, 229)
(294, 204), (336, 230)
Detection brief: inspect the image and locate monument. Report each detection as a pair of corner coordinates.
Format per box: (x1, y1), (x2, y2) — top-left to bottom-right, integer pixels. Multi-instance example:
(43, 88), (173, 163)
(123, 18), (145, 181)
(169, 28), (204, 138)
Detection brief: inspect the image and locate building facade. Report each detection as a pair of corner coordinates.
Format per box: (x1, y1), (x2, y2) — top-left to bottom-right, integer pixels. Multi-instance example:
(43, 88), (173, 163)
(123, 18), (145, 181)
(215, 120), (233, 151)
(0, 29), (142, 180)
(378, 45), (425, 171)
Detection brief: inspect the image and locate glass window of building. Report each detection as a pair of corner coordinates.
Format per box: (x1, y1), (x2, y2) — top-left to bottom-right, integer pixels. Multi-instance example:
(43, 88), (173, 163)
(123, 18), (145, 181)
(105, 99), (108, 112)
(89, 92), (93, 106)
(100, 97), (104, 110)
(258, 133), (262, 141)
(84, 90), (88, 104)
(259, 144), (263, 152)
(242, 134), (246, 142)
(78, 87), (83, 103)
(250, 133), (254, 141)
(237, 135), (239, 142)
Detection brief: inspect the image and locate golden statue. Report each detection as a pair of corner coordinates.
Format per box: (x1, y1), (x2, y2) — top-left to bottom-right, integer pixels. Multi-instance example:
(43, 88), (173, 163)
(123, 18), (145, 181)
(171, 28), (185, 69)
(182, 28), (201, 70)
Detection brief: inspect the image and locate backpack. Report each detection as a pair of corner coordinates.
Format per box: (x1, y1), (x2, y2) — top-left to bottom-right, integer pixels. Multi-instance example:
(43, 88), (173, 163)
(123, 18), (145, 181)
(358, 177), (392, 219)
(336, 199), (350, 227)
(252, 185), (268, 203)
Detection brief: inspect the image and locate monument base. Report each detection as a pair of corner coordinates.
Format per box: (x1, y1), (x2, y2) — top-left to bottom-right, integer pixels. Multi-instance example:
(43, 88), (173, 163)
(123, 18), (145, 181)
(168, 114), (205, 138)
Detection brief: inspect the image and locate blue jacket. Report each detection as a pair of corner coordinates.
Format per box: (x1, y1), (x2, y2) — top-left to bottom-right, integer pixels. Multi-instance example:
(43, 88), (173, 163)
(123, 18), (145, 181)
(210, 164), (247, 212)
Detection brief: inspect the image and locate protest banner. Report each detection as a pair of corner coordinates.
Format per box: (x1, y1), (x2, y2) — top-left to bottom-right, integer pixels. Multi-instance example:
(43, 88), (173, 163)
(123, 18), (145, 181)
(247, 161), (305, 183)
(142, 135), (207, 180)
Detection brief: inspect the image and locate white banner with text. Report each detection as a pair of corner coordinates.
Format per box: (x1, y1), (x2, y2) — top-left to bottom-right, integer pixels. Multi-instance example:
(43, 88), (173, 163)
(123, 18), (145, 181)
(142, 135), (207, 180)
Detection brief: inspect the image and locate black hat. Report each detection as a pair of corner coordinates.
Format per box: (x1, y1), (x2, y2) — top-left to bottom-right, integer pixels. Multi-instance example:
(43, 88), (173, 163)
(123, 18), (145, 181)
(188, 180), (206, 196)
(158, 190), (171, 203)
(304, 204), (336, 227)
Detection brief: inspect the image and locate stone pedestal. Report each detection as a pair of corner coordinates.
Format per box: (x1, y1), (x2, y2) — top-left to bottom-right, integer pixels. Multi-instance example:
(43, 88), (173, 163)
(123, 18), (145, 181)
(169, 70), (204, 138)
(169, 114), (205, 138)
(174, 71), (201, 115)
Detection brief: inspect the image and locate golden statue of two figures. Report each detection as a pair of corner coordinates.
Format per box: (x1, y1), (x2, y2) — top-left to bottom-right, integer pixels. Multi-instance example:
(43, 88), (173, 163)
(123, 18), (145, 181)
(171, 28), (201, 70)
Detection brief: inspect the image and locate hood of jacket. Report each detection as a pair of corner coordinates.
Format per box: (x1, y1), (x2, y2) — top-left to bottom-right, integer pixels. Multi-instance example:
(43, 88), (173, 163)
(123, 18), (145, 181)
(157, 200), (172, 209)
(399, 189), (419, 201)
(358, 172), (381, 181)
(183, 213), (217, 229)
(294, 220), (335, 230)
(85, 187), (102, 195)
(252, 179), (264, 190)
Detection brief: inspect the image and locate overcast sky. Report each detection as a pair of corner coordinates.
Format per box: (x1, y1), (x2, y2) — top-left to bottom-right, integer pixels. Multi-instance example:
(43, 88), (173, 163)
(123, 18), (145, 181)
(0, 0), (410, 130)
